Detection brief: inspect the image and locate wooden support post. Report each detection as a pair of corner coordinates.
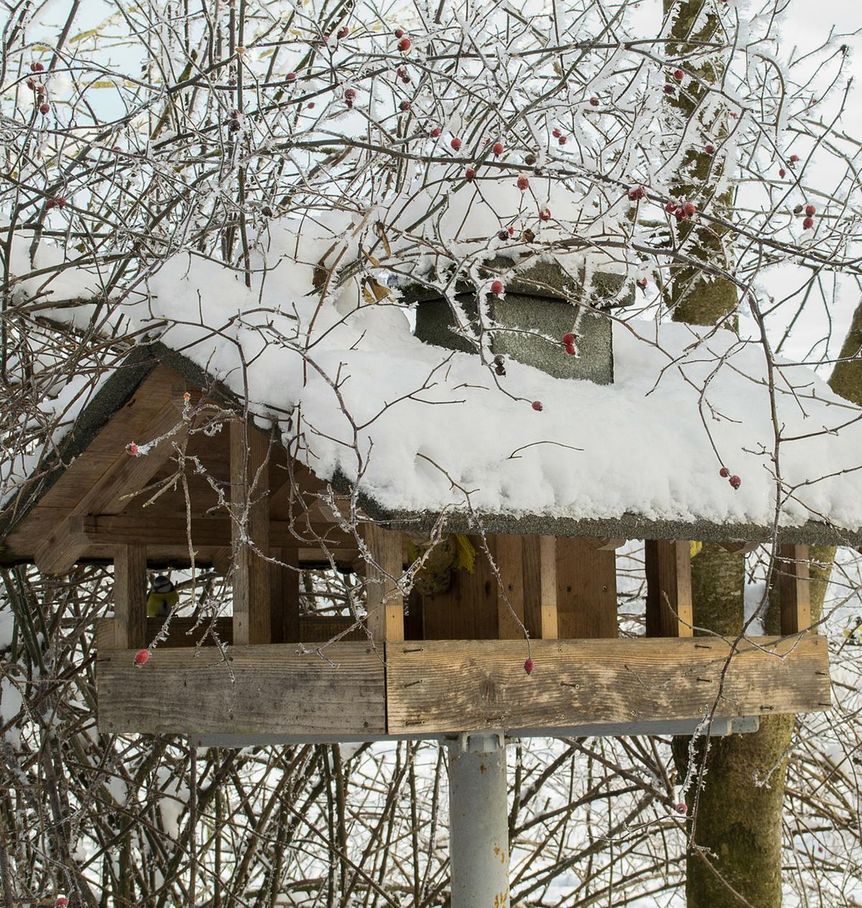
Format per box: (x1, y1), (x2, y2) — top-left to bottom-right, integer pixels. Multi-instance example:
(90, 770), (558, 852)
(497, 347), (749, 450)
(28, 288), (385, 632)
(362, 523), (404, 642)
(557, 537), (618, 639)
(496, 535), (526, 639)
(523, 535), (558, 640)
(777, 543), (811, 635)
(230, 420), (271, 645)
(644, 540), (693, 637)
(270, 548), (300, 643)
(113, 544), (147, 650)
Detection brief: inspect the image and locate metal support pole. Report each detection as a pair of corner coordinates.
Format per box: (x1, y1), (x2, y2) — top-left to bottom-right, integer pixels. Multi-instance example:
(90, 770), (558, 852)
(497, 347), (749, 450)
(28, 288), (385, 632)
(447, 732), (509, 908)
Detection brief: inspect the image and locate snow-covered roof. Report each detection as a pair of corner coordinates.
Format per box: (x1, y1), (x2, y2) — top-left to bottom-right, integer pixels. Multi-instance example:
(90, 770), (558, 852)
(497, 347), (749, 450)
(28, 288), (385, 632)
(6, 216), (862, 546)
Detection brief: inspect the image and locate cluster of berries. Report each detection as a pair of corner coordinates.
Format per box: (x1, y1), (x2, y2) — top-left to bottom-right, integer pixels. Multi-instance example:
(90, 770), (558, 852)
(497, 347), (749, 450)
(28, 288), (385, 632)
(719, 466), (742, 490)
(627, 185), (646, 202)
(551, 127), (568, 146)
(796, 202), (816, 230)
(778, 153), (800, 178)
(28, 61), (50, 113)
(666, 199), (697, 221)
(46, 196), (67, 209)
(561, 332), (577, 356)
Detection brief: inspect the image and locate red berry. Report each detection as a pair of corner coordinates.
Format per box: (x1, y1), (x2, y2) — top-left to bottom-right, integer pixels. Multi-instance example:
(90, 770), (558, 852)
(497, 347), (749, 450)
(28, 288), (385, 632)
(39, 102), (50, 114)
(562, 332), (576, 345)
(558, 135), (567, 145)
(789, 153), (799, 163)
(674, 207), (686, 221)
(464, 167), (476, 182)
(674, 802), (688, 816)
(803, 216), (814, 229)
(552, 128), (561, 138)
(47, 196), (66, 209)
(719, 467), (730, 478)
(531, 400), (543, 411)
(524, 657), (535, 675)
(563, 342), (576, 356)
(705, 143), (715, 154)
(492, 141), (504, 156)
(307, 102), (315, 109)
(55, 898), (68, 908)
(663, 84), (674, 94)
(538, 207), (551, 221)
(805, 204), (815, 216)
(683, 201), (696, 217)
(134, 649), (150, 666)
(31, 62), (44, 73)
(490, 279), (504, 295)
(665, 200), (677, 213)
(778, 168), (786, 177)
(398, 37), (411, 52)
(729, 475), (741, 489)
(286, 71), (297, 82)
(450, 136), (462, 151)
(399, 100), (410, 111)
(125, 441), (140, 456)
(430, 126), (441, 137)
(636, 277), (648, 289)
(628, 185), (645, 201)
(673, 68), (684, 81)
(337, 26), (349, 39)
(517, 175), (529, 190)
(344, 88), (357, 107)
(507, 226), (514, 235)
(589, 96), (599, 107)
(394, 28), (404, 38)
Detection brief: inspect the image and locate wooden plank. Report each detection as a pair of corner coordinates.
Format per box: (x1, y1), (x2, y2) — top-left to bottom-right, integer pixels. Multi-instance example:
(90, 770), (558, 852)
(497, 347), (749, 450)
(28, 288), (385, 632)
(496, 535), (526, 640)
(385, 636), (831, 735)
(97, 642), (385, 736)
(271, 548), (301, 643)
(230, 420), (271, 645)
(777, 544), (812, 635)
(361, 523), (404, 642)
(556, 537), (618, 639)
(112, 544), (147, 650)
(31, 397), (192, 574)
(644, 540), (693, 637)
(299, 615), (365, 643)
(523, 535), (558, 639)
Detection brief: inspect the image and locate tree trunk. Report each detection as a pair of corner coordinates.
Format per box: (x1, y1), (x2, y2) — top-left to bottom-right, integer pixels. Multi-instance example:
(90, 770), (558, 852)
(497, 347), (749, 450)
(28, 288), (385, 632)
(663, 7), (862, 904)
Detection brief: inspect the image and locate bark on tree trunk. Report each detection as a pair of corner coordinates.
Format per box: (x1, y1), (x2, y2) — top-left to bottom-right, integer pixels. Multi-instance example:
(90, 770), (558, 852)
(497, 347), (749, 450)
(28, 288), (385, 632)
(663, 7), (862, 904)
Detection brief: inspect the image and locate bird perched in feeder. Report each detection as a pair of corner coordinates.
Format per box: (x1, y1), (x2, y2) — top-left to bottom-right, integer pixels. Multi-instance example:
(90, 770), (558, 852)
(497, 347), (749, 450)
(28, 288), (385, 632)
(146, 575), (178, 617)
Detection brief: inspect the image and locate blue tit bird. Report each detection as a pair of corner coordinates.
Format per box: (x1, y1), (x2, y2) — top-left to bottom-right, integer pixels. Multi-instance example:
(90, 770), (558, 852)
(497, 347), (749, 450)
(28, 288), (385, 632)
(146, 575), (179, 618)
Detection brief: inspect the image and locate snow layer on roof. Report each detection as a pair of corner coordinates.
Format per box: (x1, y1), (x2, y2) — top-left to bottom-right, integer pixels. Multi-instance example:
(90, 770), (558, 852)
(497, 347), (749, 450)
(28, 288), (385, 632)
(13, 221), (862, 534)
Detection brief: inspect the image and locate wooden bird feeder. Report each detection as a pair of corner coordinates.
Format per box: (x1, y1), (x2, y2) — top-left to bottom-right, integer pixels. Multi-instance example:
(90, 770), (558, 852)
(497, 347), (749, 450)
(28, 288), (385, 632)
(0, 343), (834, 745)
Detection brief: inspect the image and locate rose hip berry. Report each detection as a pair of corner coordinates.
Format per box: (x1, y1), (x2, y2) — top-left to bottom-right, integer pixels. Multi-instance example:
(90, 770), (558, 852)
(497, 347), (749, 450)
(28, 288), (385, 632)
(778, 168), (786, 177)
(492, 141), (504, 156)
(803, 216), (814, 229)
(558, 135), (567, 145)
(589, 96), (599, 106)
(531, 400), (543, 411)
(430, 125), (441, 137)
(517, 175), (529, 190)
(450, 136), (462, 150)
(729, 475), (742, 489)
(134, 649), (150, 666)
(39, 102), (50, 114)
(562, 332), (576, 346)
(465, 167), (476, 181)
(705, 143), (715, 154)
(719, 467), (730, 478)
(398, 37), (411, 52)
(636, 277), (648, 289)
(539, 207), (551, 221)
(399, 100), (410, 111)
(286, 71), (297, 82)
(789, 153), (799, 163)
(673, 68), (684, 81)
(490, 279), (504, 295)
(524, 657), (535, 675)
(31, 62), (44, 72)
(337, 26), (349, 39)
(394, 28), (404, 38)
(805, 204), (816, 216)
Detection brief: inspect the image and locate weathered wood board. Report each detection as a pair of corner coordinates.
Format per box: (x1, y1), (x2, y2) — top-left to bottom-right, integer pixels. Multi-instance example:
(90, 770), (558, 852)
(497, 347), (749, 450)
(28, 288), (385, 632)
(97, 642), (385, 736)
(385, 636), (830, 736)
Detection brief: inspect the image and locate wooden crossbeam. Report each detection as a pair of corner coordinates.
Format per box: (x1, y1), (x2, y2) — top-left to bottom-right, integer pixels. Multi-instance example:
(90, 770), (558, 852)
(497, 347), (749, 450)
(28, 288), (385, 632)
(230, 420), (271, 645)
(361, 523), (404, 642)
(80, 514), (353, 550)
(644, 540), (693, 637)
(523, 535), (558, 640)
(385, 636), (831, 735)
(777, 543), (811, 635)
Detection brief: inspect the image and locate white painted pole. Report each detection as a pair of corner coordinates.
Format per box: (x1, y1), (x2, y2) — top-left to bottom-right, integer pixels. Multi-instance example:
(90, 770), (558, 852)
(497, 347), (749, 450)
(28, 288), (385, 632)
(447, 733), (510, 908)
